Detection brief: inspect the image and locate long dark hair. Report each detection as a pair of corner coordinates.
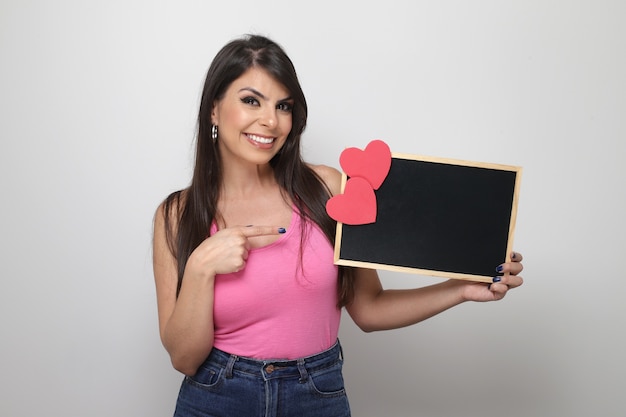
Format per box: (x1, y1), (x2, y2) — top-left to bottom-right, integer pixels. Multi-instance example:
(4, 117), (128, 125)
(160, 34), (354, 307)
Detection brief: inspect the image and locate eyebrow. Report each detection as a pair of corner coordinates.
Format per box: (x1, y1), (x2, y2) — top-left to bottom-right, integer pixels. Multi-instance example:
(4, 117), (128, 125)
(238, 87), (293, 102)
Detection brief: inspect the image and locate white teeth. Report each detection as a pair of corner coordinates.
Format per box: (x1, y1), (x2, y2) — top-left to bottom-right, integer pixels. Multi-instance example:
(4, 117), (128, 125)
(247, 134), (275, 144)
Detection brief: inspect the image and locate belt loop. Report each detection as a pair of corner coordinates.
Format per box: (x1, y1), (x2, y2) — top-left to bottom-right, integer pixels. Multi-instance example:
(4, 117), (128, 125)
(297, 358), (308, 383)
(225, 354), (237, 379)
(338, 340), (344, 362)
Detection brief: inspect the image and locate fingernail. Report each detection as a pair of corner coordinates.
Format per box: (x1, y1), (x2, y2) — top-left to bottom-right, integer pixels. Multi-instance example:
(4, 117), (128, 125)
(496, 265), (504, 273)
(278, 227), (286, 234)
(511, 252), (517, 260)
(492, 276), (502, 283)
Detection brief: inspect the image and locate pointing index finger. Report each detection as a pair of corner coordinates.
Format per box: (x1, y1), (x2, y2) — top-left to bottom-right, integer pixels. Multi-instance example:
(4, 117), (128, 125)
(241, 226), (287, 237)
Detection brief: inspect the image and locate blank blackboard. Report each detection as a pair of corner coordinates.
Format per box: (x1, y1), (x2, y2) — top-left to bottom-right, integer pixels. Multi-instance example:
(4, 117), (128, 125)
(334, 153), (522, 282)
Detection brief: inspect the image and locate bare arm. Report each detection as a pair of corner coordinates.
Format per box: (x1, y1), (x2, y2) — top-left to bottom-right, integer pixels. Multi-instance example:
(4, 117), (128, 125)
(345, 257), (523, 332)
(153, 203), (287, 375)
(346, 268), (463, 332)
(153, 203), (215, 376)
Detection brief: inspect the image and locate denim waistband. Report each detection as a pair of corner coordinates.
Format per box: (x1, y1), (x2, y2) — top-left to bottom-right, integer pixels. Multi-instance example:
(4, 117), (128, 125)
(205, 340), (343, 381)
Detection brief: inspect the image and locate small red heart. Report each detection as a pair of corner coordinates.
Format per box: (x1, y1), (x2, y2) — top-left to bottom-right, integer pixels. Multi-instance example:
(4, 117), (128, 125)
(339, 140), (391, 190)
(326, 177), (377, 225)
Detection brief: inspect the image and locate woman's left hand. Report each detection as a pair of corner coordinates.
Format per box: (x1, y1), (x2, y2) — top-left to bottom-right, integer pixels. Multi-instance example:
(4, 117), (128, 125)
(460, 251), (524, 302)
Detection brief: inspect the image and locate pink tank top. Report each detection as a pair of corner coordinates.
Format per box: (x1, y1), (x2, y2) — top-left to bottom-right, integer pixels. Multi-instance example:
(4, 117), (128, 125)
(210, 210), (340, 360)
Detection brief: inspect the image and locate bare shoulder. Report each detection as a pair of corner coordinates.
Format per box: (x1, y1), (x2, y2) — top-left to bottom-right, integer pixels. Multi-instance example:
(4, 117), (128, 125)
(308, 164), (343, 196)
(153, 190), (189, 279)
(154, 189), (188, 237)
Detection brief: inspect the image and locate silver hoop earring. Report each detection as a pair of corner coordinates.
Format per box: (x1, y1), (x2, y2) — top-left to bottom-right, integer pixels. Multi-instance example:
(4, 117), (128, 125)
(211, 125), (218, 142)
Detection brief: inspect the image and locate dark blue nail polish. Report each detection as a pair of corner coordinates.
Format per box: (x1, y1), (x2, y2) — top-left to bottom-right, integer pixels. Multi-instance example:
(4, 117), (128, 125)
(492, 276), (502, 283)
(278, 227), (286, 234)
(496, 265), (504, 273)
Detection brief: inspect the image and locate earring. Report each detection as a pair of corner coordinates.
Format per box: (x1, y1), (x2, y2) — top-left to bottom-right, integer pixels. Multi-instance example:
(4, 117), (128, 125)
(211, 125), (218, 142)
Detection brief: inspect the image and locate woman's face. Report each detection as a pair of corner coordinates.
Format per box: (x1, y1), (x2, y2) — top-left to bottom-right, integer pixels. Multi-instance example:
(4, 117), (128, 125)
(211, 67), (294, 167)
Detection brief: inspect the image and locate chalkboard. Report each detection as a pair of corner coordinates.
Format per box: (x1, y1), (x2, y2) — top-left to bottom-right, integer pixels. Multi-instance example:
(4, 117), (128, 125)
(334, 153), (522, 282)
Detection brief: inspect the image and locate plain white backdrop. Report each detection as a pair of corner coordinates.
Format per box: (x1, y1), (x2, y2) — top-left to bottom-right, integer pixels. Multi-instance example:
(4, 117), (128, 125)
(1, 1), (624, 416)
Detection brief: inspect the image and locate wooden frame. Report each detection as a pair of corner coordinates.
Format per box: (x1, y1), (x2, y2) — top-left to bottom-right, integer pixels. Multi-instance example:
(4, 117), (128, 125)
(333, 153), (522, 282)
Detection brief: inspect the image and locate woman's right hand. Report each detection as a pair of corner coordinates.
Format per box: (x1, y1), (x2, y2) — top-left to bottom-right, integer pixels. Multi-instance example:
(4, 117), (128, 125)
(185, 225), (286, 278)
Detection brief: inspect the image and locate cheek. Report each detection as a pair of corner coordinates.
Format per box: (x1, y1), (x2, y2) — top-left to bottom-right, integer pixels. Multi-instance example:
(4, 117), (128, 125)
(222, 108), (246, 129)
(216, 100), (247, 129)
(280, 116), (293, 136)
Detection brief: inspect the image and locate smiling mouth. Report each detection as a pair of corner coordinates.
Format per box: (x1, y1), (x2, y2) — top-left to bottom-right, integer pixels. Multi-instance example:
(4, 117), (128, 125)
(246, 133), (276, 144)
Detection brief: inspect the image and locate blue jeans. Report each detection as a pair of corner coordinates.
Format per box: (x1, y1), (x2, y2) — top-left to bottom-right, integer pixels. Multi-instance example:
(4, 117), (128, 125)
(174, 340), (351, 417)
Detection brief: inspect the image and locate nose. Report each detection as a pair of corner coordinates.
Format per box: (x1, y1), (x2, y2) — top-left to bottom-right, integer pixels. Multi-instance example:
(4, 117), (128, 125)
(260, 108), (277, 128)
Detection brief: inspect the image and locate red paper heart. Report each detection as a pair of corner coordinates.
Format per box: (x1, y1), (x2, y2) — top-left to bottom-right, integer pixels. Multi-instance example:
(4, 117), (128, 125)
(339, 140), (391, 190)
(326, 177), (377, 225)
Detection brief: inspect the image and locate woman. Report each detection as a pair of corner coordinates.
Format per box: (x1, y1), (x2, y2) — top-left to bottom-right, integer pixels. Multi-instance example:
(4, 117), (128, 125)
(153, 34), (523, 417)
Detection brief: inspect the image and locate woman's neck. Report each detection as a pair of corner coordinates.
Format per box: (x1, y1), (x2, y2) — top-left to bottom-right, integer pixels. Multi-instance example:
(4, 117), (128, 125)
(220, 161), (278, 199)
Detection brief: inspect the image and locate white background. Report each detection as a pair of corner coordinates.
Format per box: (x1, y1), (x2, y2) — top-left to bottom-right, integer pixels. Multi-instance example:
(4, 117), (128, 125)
(1, 1), (624, 416)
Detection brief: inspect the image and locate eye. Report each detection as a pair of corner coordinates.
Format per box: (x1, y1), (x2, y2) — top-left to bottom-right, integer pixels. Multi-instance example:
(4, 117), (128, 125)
(277, 101), (293, 113)
(241, 96), (260, 106)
